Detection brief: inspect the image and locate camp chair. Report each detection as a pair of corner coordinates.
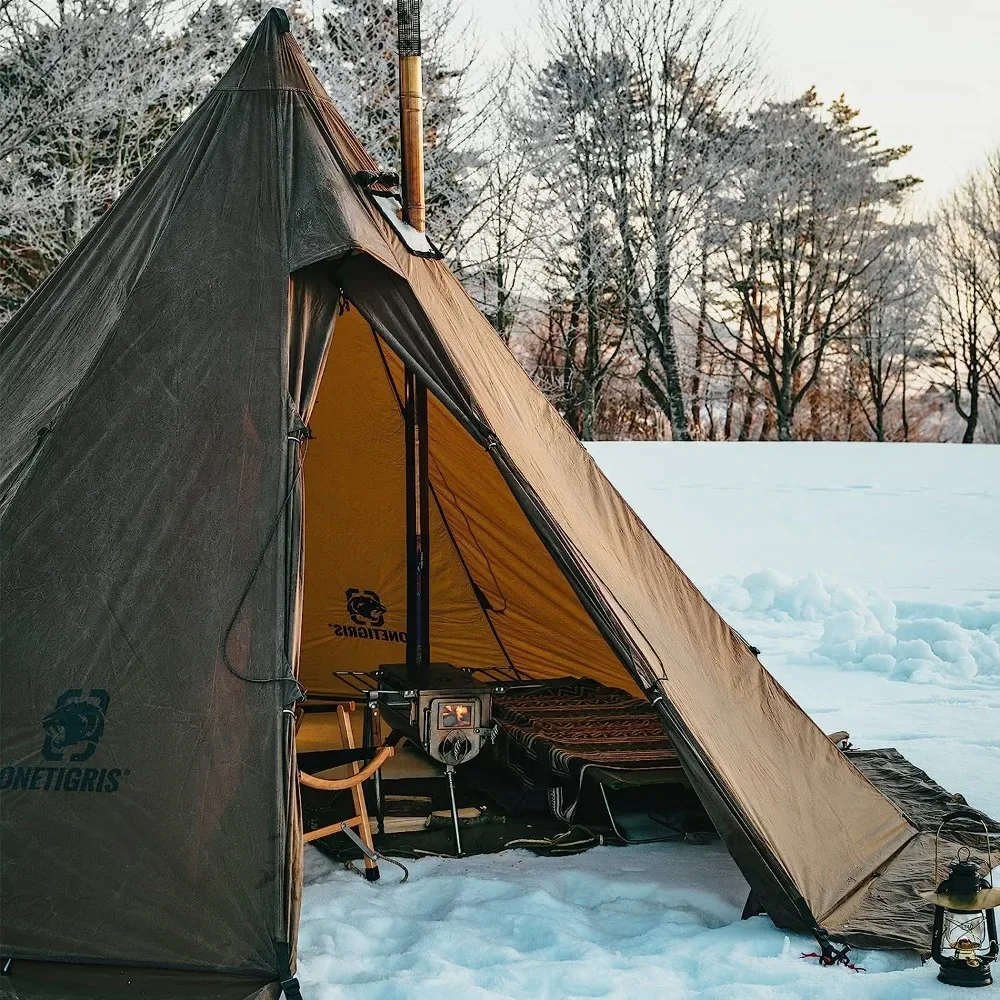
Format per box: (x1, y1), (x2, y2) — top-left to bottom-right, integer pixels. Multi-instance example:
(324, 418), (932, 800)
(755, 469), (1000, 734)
(297, 701), (402, 881)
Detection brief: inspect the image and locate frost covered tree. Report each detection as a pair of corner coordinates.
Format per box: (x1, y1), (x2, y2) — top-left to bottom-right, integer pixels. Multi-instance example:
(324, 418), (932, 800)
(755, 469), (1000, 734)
(843, 229), (931, 441)
(0, 0), (485, 325)
(708, 91), (920, 441)
(520, 0), (754, 440)
(522, 26), (634, 437)
(457, 111), (543, 344)
(0, 0), (244, 323)
(606, 0), (754, 442)
(928, 150), (1000, 443)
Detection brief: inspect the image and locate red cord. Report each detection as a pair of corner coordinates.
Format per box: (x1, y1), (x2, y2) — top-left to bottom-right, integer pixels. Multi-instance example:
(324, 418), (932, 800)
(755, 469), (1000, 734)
(801, 951), (866, 973)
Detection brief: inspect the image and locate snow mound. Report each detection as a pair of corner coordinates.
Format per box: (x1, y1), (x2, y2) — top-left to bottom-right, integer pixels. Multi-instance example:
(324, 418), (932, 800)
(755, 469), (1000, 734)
(709, 570), (1000, 685)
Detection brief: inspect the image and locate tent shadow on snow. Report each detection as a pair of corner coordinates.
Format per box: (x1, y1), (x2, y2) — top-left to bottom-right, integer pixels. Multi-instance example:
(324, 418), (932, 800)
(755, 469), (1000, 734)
(1, 9), (997, 999)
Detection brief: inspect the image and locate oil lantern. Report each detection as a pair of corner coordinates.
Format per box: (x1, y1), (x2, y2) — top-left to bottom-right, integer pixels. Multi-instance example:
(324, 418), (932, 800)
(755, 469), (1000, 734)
(921, 811), (1000, 988)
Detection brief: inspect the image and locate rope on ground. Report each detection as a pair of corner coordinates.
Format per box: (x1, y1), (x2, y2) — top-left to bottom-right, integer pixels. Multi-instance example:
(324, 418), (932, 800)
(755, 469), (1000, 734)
(503, 825), (603, 853)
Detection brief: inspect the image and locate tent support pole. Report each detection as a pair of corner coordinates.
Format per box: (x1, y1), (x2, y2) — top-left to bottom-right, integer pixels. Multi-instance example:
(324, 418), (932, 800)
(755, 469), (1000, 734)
(405, 370), (430, 687)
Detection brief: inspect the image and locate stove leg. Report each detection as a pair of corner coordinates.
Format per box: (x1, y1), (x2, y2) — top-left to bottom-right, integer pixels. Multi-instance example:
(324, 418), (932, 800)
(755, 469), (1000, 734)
(445, 765), (463, 857)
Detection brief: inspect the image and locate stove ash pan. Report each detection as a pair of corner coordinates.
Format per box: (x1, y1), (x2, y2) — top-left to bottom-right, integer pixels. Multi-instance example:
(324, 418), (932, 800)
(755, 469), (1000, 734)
(376, 665), (496, 766)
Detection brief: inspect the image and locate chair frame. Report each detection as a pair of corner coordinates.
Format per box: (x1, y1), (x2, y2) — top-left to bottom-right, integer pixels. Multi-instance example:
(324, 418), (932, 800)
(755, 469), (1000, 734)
(299, 702), (396, 880)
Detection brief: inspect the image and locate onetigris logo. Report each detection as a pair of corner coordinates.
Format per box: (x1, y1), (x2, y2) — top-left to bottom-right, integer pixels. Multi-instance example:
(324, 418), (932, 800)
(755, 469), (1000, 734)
(41, 689), (110, 762)
(346, 588), (387, 627)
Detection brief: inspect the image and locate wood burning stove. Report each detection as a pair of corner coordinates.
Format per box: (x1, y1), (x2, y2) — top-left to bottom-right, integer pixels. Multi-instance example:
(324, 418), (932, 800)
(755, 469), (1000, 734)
(376, 664), (495, 766)
(330, 664), (533, 856)
(375, 663), (511, 854)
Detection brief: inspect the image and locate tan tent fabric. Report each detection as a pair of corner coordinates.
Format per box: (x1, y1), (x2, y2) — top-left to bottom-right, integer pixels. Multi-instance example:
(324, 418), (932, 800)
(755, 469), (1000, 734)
(378, 325), (642, 692)
(366, 256), (916, 925)
(2, 12), (937, 994)
(299, 300), (632, 694)
(424, 388), (641, 692)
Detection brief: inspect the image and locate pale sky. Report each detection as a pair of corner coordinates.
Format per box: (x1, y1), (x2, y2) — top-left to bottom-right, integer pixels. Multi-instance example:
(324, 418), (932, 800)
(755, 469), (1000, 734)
(463, 0), (1000, 210)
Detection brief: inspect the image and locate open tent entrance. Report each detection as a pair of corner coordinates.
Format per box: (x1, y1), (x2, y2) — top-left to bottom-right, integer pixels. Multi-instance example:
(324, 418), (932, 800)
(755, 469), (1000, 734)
(291, 265), (687, 852)
(296, 269), (641, 698)
(8, 17), (999, 993)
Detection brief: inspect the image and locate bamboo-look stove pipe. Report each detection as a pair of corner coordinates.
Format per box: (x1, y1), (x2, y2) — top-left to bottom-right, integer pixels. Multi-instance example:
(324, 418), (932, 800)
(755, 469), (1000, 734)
(397, 0), (425, 232)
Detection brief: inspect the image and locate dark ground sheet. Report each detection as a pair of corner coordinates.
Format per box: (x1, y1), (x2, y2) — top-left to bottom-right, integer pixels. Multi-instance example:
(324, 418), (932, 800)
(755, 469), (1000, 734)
(0, 964), (277, 1000)
(303, 749), (715, 865)
(307, 745), (1000, 923)
(847, 748), (999, 841)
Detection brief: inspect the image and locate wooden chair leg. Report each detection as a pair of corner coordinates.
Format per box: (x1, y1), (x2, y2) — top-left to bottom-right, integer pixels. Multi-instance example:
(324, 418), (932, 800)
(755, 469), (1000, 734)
(337, 704), (380, 881)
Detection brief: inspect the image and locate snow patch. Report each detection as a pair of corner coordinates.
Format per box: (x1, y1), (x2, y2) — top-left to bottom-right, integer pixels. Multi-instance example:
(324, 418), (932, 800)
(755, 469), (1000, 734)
(297, 844), (925, 999)
(709, 570), (1000, 684)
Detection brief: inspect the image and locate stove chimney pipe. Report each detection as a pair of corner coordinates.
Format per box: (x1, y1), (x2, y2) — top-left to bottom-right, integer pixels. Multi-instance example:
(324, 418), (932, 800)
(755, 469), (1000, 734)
(396, 0), (425, 232)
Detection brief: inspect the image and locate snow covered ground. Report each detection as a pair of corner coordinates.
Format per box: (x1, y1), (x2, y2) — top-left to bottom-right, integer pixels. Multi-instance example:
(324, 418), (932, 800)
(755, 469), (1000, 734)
(298, 443), (1000, 999)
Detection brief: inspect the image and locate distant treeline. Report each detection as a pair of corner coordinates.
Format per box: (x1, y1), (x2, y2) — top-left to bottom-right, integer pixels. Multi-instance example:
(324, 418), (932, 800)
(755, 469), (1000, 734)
(2, 0), (998, 440)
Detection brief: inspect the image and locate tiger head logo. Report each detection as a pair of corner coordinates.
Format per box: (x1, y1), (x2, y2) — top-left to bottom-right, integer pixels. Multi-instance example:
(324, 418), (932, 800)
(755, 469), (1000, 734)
(346, 588), (387, 627)
(41, 689), (110, 762)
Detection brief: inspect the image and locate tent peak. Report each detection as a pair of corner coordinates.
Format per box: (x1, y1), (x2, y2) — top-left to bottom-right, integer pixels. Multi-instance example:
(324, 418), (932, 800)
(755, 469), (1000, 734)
(268, 7), (291, 33)
(215, 7), (325, 97)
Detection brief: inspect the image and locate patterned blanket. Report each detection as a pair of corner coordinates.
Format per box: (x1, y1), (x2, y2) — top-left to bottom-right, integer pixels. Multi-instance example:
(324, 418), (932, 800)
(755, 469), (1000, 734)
(491, 678), (682, 819)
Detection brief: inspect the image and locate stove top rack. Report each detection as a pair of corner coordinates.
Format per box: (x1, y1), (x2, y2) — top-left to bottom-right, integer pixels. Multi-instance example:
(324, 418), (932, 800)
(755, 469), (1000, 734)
(305, 664), (527, 702)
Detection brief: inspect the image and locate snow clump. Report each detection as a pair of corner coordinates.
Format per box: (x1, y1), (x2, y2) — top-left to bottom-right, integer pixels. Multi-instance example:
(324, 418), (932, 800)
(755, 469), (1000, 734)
(709, 570), (1000, 685)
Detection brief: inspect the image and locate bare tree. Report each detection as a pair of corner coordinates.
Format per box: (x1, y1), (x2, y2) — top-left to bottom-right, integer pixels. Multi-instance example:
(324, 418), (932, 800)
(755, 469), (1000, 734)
(0, 0), (488, 324)
(845, 229), (930, 440)
(0, 0), (245, 323)
(929, 151), (1000, 442)
(292, 0), (492, 257)
(602, 0), (755, 441)
(521, 22), (633, 437)
(454, 96), (543, 344)
(708, 91), (920, 440)
(523, 0), (755, 439)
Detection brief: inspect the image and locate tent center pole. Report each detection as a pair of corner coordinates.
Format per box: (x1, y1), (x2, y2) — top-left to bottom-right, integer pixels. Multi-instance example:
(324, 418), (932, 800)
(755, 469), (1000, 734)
(405, 369), (430, 687)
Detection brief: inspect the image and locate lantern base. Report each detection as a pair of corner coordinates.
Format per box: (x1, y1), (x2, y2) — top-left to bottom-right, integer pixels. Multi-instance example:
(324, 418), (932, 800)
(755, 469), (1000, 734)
(936, 962), (994, 988)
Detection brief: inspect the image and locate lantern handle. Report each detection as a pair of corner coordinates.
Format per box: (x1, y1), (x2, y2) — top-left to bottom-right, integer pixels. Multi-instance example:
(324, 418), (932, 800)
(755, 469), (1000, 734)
(934, 810), (995, 886)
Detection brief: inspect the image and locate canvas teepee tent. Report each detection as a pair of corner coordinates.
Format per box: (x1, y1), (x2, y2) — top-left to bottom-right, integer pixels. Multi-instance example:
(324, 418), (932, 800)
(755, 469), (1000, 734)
(0, 9), (956, 998)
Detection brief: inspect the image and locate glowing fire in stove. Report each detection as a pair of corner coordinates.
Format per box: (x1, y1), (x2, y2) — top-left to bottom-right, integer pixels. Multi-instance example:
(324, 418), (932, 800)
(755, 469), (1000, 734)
(439, 702), (473, 729)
